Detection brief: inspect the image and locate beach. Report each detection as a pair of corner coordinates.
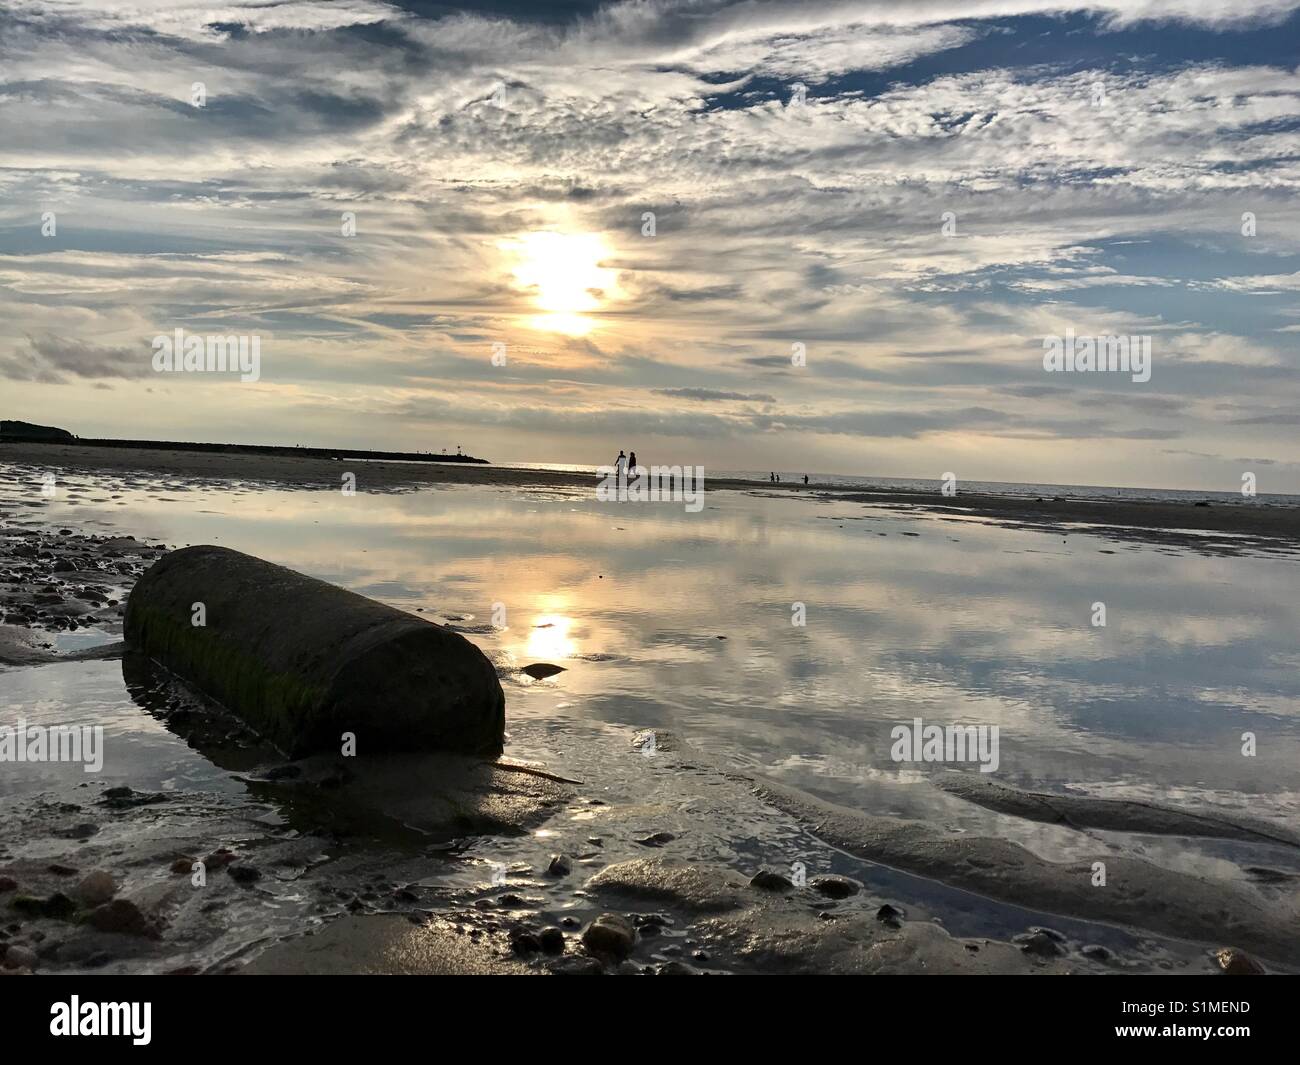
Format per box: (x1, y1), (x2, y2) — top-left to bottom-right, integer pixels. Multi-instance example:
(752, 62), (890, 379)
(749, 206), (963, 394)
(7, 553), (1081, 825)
(2, 442), (1299, 975)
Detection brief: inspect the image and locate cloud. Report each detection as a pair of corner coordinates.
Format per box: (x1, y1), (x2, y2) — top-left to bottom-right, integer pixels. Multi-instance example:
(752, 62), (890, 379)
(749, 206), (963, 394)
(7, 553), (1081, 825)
(2, 333), (149, 381)
(1, 0), (1299, 486)
(653, 387), (777, 402)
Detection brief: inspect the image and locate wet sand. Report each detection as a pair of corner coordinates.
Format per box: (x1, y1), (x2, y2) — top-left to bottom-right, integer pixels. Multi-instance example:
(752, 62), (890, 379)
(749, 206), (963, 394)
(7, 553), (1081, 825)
(5, 441), (1299, 554)
(3, 444), (1298, 975)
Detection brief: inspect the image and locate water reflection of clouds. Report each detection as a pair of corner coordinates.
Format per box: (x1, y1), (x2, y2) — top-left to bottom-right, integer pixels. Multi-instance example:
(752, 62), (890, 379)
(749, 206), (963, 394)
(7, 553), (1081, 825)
(21, 472), (1300, 835)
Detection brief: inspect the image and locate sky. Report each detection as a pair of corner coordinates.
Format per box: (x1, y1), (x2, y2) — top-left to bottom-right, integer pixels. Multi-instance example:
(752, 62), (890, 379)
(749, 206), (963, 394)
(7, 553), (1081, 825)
(1, 0), (1298, 490)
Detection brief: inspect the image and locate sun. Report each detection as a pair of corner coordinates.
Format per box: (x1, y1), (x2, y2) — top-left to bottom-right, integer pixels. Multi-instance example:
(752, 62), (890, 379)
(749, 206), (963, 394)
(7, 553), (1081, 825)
(507, 231), (616, 336)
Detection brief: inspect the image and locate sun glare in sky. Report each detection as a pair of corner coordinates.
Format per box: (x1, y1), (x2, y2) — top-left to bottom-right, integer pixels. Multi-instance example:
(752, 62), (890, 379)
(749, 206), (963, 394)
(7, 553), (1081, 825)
(508, 231), (616, 336)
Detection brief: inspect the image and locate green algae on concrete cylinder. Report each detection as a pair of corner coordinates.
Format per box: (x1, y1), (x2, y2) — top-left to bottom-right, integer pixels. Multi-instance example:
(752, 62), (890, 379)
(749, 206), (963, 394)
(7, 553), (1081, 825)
(124, 546), (505, 757)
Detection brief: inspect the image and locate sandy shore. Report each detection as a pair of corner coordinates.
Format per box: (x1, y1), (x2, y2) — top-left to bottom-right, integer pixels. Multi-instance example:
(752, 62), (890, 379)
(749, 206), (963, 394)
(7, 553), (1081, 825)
(4, 441), (1298, 553)
(4, 443), (1296, 974)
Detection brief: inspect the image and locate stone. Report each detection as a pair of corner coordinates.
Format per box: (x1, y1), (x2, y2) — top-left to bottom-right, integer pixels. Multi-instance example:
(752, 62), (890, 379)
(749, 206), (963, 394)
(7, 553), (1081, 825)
(74, 871), (116, 907)
(509, 926), (542, 954)
(2, 945), (37, 970)
(521, 663), (566, 680)
(539, 927), (565, 955)
(86, 899), (159, 939)
(749, 868), (794, 892)
(227, 863), (262, 885)
(875, 904), (905, 928)
(581, 913), (635, 959)
(810, 874), (860, 899)
(1015, 930), (1065, 959)
(1215, 948), (1265, 975)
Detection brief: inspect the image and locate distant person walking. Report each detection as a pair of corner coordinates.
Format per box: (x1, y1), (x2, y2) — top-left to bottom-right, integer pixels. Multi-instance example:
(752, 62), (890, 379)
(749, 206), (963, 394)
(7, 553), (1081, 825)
(769, 472), (775, 483)
(628, 450), (638, 476)
(803, 475), (809, 485)
(615, 449), (627, 489)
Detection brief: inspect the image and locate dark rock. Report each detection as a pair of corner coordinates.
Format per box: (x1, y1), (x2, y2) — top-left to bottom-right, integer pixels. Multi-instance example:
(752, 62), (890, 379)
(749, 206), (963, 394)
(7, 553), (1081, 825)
(550, 956), (604, 975)
(1015, 930), (1065, 959)
(509, 926), (543, 954)
(810, 874), (860, 899)
(582, 913), (635, 958)
(227, 863), (261, 885)
(98, 787), (168, 810)
(74, 871), (116, 907)
(521, 663), (566, 680)
(875, 904), (905, 928)
(546, 854), (572, 877)
(658, 960), (699, 975)
(11, 893), (75, 919)
(260, 765), (302, 781)
(634, 832), (675, 848)
(539, 927), (565, 954)
(1080, 944), (1112, 961)
(86, 899), (159, 938)
(1215, 948), (1265, 975)
(1, 945), (37, 970)
(749, 868), (794, 892)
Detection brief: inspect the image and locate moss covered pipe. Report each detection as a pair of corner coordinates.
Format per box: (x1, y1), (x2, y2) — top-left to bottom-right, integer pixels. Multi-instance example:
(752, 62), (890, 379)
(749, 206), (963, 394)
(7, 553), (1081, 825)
(124, 545), (504, 757)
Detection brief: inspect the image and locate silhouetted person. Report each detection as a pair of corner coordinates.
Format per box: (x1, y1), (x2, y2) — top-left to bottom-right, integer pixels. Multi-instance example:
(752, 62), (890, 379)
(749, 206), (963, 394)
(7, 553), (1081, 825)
(615, 449), (627, 488)
(803, 475), (809, 485)
(769, 472), (775, 483)
(628, 450), (637, 476)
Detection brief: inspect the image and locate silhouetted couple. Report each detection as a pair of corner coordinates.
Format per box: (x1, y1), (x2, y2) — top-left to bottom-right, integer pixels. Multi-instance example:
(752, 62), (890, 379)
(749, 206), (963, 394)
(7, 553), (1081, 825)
(615, 449), (638, 487)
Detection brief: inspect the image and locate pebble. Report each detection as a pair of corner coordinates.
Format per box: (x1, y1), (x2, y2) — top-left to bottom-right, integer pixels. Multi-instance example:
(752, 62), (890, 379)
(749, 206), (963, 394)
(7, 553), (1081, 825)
(12, 893), (76, 919)
(86, 899), (158, 938)
(2, 945), (37, 970)
(539, 927), (565, 955)
(227, 863), (262, 884)
(550, 956), (603, 975)
(1215, 948), (1265, 975)
(634, 832), (675, 848)
(749, 868), (794, 892)
(581, 913), (636, 959)
(810, 874), (860, 899)
(521, 663), (566, 680)
(74, 871), (116, 907)
(509, 926), (543, 954)
(1080, 944), (1112, 961)
(1015, 930), (1065, 959)
(546, 854), (572, 877)
(875, 904), (905, 928)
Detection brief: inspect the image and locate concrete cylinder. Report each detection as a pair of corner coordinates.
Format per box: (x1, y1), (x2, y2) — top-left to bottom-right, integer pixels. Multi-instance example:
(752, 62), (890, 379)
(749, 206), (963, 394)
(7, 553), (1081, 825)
(124, 546), (504, 757)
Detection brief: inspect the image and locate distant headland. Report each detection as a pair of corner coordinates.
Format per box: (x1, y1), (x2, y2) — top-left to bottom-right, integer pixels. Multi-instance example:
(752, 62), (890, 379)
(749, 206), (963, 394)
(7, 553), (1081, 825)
(0, 420), (490, 465)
